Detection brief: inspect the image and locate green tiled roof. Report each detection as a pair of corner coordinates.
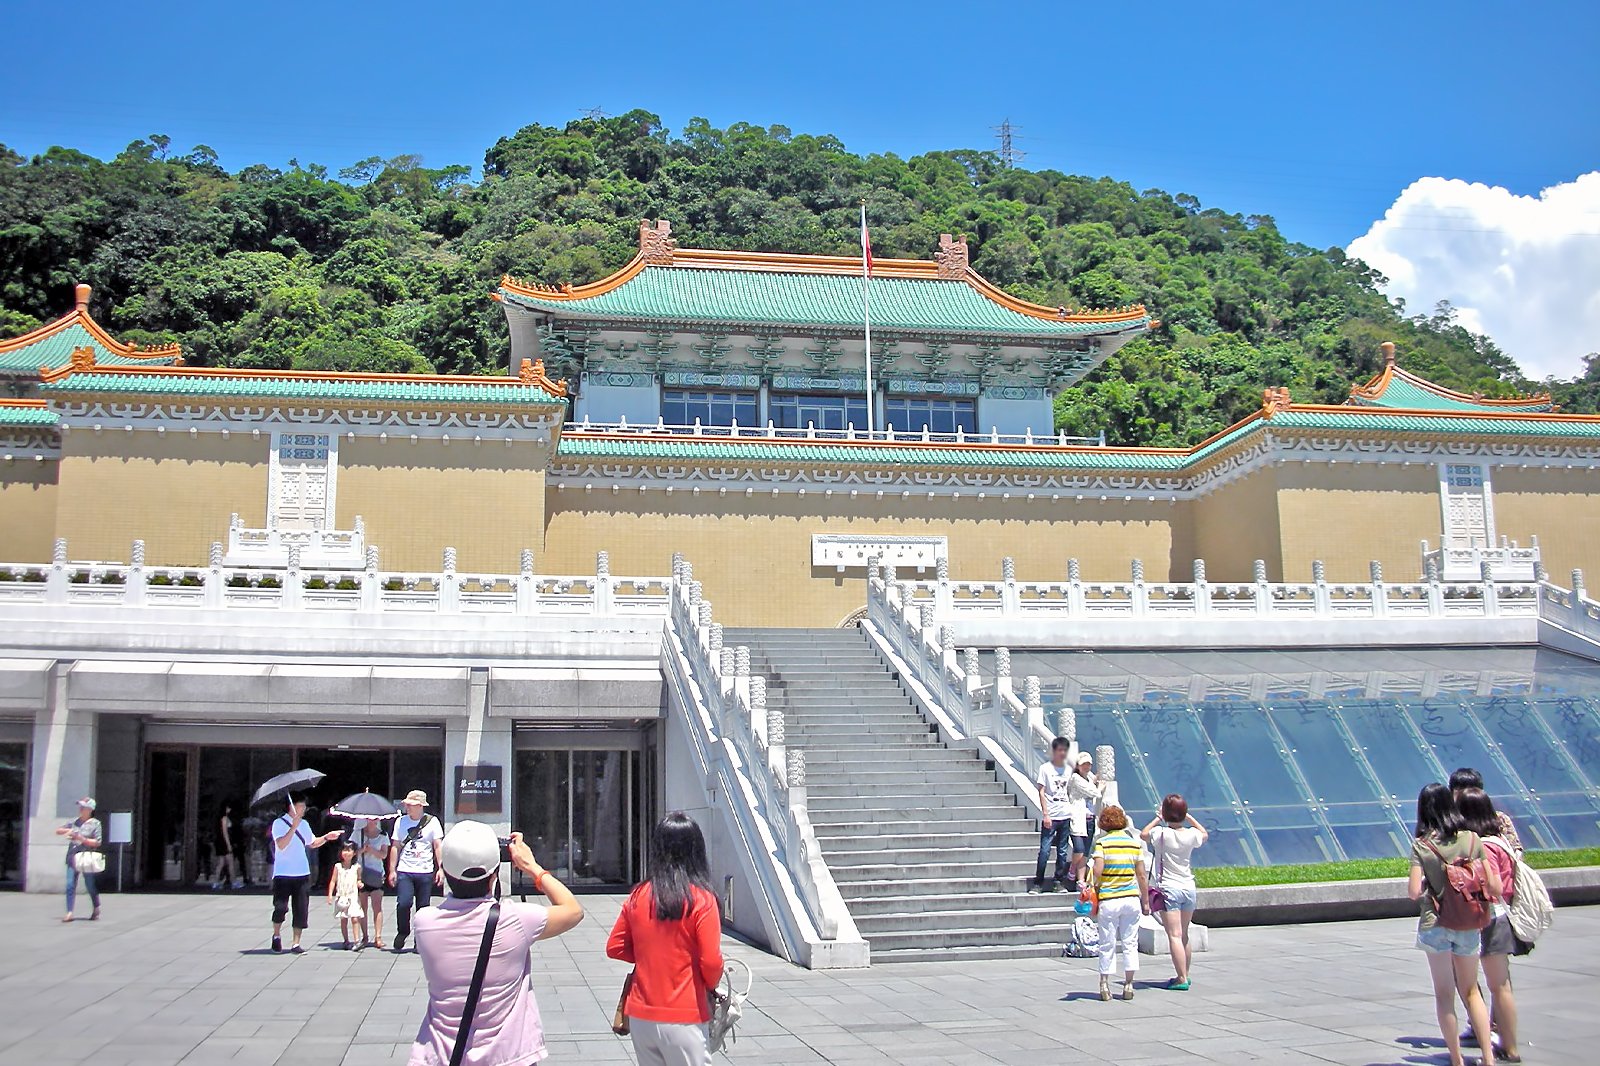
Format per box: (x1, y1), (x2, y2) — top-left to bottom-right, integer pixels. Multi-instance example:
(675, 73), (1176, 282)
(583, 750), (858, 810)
(555, 407), (1600, 472)
(40, 371), (567, 406)
(0, 321), (180, 373)
(1353, 371), (1553, 413)
(1269, 409), (1600, 437)
(501, 267), (1149, 339)
(0, 404), (58, 427)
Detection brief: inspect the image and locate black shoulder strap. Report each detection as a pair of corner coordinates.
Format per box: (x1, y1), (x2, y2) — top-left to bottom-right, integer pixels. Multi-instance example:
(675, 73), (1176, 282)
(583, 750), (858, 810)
(450, 901), (500, 1066)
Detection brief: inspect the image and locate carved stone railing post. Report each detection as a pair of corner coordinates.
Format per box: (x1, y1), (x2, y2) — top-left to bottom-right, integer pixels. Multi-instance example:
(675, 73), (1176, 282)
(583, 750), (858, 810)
(1311, 559), (1331, 614)
(283, 544), (304, 610)
(939, 624), (957, 673)
(934, 555), (952, 617)
(749, 674), (767, 746)
(1058, 705), (1077, 743)
(204, 541), (225, 607)
(866, 556), (881, 584)
(1095, 744), (1118, 807)
(439, 546), (459, 613)
(1572, 569), (1586, 602)
(1066, 557), (1085, 614)
(959, 646), (981, 734)
(708, 622), (723, 660)
(1480, 559), (1500, 617)
(698, 601), (714, 629)
(593, 550), (614, 615)
(1130, 558), (1149, 617)
(1001, 557), (1020, 616)
(127, 538), (148, 605)
(1191, 557), (1210, 615)
(993, 646), (1014, 736)
(516, 548), (535, 614)
(733, 646), (751, 719)
(1369, 559), (1387, 618)
(1023, 675), (1044, 761)
(360, 545), (380, 610)
(918, 602), (936, 653)
(1424, 555), (1445, 615)
(45, 537), (68, 604)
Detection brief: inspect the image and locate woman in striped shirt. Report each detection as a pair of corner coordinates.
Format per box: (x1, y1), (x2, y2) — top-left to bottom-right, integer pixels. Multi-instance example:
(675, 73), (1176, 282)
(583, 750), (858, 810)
(1089, 805), (1149, 1001)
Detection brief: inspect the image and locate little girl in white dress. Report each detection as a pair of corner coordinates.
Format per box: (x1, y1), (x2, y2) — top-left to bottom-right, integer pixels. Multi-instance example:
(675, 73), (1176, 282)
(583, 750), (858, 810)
(327, 841), (366, 949)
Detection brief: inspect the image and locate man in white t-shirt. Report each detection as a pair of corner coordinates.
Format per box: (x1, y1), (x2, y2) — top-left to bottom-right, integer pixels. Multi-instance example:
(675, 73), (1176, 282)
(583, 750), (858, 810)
(1032, 737), (1074, 893)
(387, 789), (444, 953)
(269, 795), (340, 953)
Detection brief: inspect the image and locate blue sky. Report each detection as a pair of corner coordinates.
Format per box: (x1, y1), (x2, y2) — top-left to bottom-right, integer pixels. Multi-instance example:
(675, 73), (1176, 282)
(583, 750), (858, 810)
(2, 1), (1597, 373)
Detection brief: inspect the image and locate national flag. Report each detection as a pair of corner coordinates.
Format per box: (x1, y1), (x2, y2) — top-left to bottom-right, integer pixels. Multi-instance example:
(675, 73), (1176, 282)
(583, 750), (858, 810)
(860, 202), (873, 278)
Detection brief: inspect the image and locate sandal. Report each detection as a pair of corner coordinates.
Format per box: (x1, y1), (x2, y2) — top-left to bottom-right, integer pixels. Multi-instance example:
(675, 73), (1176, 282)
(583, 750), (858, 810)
(1098, 977), (1111, 1002)
(61, 915), (74, 923)
(1122, 981), (1135, 1001)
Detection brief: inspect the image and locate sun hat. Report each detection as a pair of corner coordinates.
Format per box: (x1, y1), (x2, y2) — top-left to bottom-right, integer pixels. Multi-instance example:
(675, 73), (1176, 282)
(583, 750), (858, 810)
(402, 790), (429, 806)
(77, 797), (96, 811)
(441, 820), (501, 882)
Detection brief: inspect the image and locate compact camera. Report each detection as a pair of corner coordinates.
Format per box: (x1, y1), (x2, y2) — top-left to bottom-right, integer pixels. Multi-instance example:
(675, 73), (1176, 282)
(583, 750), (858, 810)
(498, 836), (514, 864)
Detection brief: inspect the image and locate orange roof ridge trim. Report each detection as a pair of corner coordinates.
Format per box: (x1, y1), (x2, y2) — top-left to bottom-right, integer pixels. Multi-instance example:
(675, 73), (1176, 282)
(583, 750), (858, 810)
(0, 397), (49, 409)
(1349, 341), (1553, 409)
(498, 218), (1147, 325)
(0, 284), (182, 363)
(38, 352), (569, 397)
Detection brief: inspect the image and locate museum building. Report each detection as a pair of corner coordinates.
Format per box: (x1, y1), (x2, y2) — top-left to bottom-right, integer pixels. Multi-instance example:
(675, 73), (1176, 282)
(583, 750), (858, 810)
(1, 223), (1597, 964)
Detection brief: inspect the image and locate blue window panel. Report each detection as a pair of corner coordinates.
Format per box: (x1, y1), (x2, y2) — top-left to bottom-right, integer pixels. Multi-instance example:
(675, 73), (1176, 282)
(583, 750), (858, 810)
(1471, 697), (1593, 796)
(1118, 704), (1264, 863)
(1072, 705), (1159, 815)
(1335, 700), (1446, 803)
(1239, 804), (1340, 864)
(1323, 803), (1412, 858)
(1267, 701), (1393, 806)
(1197, 703), (1311, 807)
(1532, 698), (1600, 786)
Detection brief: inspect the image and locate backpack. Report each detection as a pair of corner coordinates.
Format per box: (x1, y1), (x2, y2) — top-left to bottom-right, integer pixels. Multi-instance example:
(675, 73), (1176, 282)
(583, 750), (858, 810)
(1495, 840), (1555, 944)
(1063, 915), (1100, 958)
(1423, 834), (1494, 932)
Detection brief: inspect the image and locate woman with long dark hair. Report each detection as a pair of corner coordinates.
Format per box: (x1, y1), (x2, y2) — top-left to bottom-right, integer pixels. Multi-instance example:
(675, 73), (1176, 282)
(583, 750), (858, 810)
(1408, 783), (1501, 1066)
(607, 812), (725, 1066)
(1458, 786), (1522, 1063)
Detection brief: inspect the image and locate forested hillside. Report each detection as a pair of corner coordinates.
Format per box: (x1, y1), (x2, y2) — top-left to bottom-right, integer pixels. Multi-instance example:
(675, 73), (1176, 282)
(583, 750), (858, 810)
(3, 112), (1592, 445)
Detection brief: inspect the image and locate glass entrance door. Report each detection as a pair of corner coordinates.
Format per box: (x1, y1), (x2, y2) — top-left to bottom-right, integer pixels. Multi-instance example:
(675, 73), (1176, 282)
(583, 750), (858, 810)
(515, 749), (644, 889)
(0, 742), (26, 888)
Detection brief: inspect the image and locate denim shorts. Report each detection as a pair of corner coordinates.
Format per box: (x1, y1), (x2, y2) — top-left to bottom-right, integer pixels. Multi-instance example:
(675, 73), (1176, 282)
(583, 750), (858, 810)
(1155, 883), (1197, 912)
(1416, 924), (1482, 957)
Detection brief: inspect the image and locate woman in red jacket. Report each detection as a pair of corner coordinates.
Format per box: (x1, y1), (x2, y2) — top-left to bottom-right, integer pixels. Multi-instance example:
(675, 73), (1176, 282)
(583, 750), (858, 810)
(607, 812), (725, 1066)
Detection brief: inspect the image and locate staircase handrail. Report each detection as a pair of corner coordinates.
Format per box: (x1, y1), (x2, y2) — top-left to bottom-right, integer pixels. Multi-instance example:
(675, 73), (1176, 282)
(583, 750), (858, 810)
(1538, 572), (1600, 657)
(664, 561), (862, 964)
(867, 565), (1055, 798)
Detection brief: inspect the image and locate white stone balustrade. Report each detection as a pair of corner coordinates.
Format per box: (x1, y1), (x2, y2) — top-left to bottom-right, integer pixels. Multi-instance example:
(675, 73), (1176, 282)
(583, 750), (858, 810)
(0, 542), (668, 619)
(661, 561), (864, 967)
(1422, 535), (1541, 582)
(223, 513), (369, 569)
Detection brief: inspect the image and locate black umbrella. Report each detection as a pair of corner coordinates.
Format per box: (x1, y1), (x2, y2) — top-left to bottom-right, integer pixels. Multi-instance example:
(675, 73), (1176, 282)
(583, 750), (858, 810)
(250, 768), (326, 808)
(329, 789), (398, 820)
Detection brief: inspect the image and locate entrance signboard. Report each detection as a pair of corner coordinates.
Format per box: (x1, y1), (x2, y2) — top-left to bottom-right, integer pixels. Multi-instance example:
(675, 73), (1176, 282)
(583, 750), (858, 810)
(454, 765), (503, 815)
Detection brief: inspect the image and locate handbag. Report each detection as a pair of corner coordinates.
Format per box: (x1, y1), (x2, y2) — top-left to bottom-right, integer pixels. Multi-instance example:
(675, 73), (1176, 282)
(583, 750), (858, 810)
(611, 971), (635, 1036)
(449, 900), (500, 1066)
(708, 958), (752, 1054)
(1147, 843), (1166, 912)
(73, 850), (106, 875)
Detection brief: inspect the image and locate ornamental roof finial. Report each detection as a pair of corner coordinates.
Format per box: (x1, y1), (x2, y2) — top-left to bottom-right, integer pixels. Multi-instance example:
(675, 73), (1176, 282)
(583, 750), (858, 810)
(639, 219), (676, 265)
(74, 283), (91, 314)
(935, 233), (969, 279)
(1381, 341), (1396, 367)
(1261, 385), (1292, 417)
(69, 345), (95, 372)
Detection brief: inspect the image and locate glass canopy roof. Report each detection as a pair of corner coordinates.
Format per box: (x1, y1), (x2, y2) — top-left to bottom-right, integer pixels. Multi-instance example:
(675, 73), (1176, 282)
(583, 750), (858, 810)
(997, 646), (1600, 866)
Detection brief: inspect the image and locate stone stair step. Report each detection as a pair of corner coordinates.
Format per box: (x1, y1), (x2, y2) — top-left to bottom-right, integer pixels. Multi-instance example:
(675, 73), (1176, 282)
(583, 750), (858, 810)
(810, 817), (1030, 837)
(870, 943), (1070, 964)
(824, 846), (1037, 869)
(803, 781), (1000, 798)
(863, 923), (1078, 953)
(845, 892), (1073, 916)
(829, 861), (1034, 882)
(806, 797), (1021, 816)
(816, 831), (1040, 854)
(834, 875), (1034, 898)
(853, 906), (1076, 933)
(802, 768), (999, 787)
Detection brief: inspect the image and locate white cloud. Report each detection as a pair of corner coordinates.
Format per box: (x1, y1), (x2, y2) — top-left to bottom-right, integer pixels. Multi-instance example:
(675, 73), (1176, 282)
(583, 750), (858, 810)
(1347, 173), (1600, 381)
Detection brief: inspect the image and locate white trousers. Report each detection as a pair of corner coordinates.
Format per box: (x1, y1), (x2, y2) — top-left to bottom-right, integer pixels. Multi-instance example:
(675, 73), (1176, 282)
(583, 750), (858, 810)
(629, 1018), (711, 1066)
(1096, 896), (1142, 976)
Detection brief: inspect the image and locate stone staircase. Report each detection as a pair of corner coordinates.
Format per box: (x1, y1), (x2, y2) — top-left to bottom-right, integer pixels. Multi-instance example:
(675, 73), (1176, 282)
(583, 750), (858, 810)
(723, 627), (1075, 963)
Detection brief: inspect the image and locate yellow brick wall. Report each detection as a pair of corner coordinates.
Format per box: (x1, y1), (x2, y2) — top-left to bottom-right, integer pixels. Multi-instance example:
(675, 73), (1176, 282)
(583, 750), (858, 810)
(542, 487), (1177, 628)
(1187, 467), (1284, 581)
(1276, 462), (1442, 583)
(337, 438), (546, 573)
(0, 460), (60, 562)
(54, 431), (267, 564)
(1491, 467), (1600, 582)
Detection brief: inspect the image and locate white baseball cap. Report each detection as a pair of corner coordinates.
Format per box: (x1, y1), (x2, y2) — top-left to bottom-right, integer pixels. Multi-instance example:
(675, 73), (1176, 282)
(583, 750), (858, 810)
(441, 820), (501, 882)
(77, 797), (97, 811)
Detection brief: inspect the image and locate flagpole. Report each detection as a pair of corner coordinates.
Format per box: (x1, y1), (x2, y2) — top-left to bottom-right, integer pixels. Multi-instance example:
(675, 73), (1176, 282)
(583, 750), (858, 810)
(861, 200), (875, 434)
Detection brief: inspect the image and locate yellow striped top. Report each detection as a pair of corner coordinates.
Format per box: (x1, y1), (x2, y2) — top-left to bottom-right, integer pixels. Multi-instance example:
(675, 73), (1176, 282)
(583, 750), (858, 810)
(1092, 829), (1144, 900)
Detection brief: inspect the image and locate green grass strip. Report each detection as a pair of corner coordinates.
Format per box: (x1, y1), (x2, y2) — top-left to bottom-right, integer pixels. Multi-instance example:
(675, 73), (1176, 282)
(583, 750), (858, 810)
(1195, 847), (1599, 889)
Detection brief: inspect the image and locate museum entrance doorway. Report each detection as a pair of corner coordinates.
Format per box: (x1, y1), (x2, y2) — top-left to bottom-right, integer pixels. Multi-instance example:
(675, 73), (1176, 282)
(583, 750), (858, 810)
(141, 725), (442, 889)
(513, 725), (655, 891)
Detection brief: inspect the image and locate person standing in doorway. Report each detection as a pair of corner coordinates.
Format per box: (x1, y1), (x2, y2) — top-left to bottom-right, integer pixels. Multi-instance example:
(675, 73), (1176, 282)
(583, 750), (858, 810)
(388, 789), (443, 953)
(1031, 738), (1074, 894)
(356, 818), (390, 949)
(210, 802), (244, 890)
(56, 797), (102, 923)
(270, 795), (340, 954)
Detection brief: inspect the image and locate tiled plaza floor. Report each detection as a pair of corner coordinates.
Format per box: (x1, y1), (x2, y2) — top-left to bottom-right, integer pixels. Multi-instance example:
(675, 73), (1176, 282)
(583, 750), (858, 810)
(0, 892), (1593, 1065)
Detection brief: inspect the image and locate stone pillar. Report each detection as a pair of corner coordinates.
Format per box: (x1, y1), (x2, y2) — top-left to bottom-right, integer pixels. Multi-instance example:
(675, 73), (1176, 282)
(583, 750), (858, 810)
(442, 667), (512, 844)
(26, 664), (95, 893)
